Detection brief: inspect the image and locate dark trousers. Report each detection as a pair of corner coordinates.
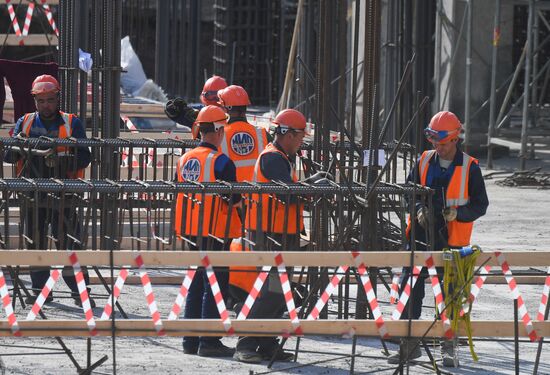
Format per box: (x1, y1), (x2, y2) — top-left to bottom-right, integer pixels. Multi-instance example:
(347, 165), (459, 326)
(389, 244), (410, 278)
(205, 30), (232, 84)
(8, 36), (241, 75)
(399, 266), (445, 320)
(236, 232), (299, 353)
(183, 237), (229, 350)
(25, 205), (89, 296)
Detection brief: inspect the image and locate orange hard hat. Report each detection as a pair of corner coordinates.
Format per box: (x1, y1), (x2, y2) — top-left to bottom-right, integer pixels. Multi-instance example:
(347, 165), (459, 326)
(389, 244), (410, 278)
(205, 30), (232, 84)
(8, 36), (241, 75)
(192, 105), (228, 139)
(31, 74), (60, 95)
(200, 76), (228, 105)
(273, 109), (307, 134)
(424, 111), (462, 144)
(217, 85), (251, 107)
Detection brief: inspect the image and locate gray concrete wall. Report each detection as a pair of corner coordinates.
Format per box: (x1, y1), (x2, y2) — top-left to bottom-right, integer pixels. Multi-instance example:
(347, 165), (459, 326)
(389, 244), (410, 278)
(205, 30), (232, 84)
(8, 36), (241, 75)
(439, 0), (515, 133)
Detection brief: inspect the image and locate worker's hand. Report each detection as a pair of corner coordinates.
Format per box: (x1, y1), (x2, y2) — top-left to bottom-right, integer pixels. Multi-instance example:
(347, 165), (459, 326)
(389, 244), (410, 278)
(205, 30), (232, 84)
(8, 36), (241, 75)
(303, 171), (335, 184)
(164, 98), (187, 118)
(165, 98), (198, 127)
(416, 206), (428, 228)
(442, 207), (457, 222)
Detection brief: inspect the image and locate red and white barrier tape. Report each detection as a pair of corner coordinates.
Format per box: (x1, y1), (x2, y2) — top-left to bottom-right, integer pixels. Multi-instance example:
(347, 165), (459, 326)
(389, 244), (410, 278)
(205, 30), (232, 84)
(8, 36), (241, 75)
(460, 265), (491, 317)
(68, 251), (97, 335)
(352, 251), (388, 338)
(274, 253), (302, 336)
(26, 269), (60, 321)
(22, 2), (33, 36)
(40, 2), (58, 36)
(307, 266), (348, 320)
(391, 265), (422, 321)
(236, 265), (270, 320)
(199, 251), (234, 334)
(6, 1), (22, 37)
(495, 251), (538, 342)
(537, 266), (550, 321)
(0, 269), (20, 336)
(134, 253), (165, 335)
(100, 268), (129, 320)
(389, 274), (400, 304)
(167, 266), (197, 320)
(424, 254), (453, 338)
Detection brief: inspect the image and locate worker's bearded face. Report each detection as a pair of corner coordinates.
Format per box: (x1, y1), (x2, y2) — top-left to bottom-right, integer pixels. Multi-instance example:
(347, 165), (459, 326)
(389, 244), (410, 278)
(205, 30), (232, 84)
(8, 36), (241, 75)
(34, 92), (59, 121)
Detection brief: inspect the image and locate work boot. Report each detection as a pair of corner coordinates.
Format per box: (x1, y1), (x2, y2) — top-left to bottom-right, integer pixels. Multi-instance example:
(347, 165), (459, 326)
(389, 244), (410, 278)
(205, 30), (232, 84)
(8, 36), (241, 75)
(233, 349), (263, 364)
(441, 338), (459, 367)
(387, 339), (422, 364)
(25, 292), (53, 305)
(197, 342), (234, 357)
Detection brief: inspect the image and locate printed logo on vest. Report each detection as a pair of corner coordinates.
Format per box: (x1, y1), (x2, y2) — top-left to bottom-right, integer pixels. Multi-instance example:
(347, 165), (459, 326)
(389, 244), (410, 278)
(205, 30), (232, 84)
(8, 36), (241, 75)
(230, 132), (255, 156)
(182, 158), (201, 181)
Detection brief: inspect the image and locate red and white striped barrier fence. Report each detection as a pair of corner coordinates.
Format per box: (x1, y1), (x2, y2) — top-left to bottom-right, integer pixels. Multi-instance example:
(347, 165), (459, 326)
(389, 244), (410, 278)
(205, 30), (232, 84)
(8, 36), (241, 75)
(26, 269), (60, 321)
(167, 266), (197, 320)
(537, 267), (550, 321)
(274, 253), (303, 336)
(22, 2), (33, 36)
(100, 268), (130, 320)
(0, 269), (20, 336)
(134, 253), (165, 335)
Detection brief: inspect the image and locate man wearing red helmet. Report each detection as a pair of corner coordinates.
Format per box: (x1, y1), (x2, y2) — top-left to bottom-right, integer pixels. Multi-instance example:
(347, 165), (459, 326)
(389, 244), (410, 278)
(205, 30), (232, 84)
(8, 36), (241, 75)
(388, 111), (488, 367)
(5, 74), (93, 308)
(174, 105), (241, 357)
(164, 75), (228, 131)
(233, 108), (307, 364)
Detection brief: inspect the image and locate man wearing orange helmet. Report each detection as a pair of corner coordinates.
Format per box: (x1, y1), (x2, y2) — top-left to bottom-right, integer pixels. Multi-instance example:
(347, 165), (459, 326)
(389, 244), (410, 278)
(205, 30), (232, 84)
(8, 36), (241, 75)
(5, 74), (93, 308)
(164, 75), (228, 132)
(388, 111), (488, 367)
(217, 85), (269, 181)
(233, 108), (307, 364)
(174, 105), (241, 357)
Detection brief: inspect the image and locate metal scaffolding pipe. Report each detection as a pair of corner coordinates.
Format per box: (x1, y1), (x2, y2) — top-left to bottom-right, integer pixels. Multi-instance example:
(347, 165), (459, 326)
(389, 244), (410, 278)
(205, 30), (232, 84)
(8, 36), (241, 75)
(520, 0), (535, 170)
(487, 0), (501, 169)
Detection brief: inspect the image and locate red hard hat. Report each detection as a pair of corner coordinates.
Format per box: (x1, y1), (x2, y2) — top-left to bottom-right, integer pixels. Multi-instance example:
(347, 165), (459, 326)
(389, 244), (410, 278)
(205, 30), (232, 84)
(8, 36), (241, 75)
(31, 74), (60, 95)
(200, 76), (228, 106)
(424, 111), (462, 143)
(217, 85), (251, 107)
(273, 109), (307, 134)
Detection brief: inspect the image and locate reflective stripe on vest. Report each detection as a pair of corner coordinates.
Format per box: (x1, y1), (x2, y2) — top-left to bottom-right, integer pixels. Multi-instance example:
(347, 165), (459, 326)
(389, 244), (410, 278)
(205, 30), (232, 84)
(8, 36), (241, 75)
(445, 154), (472, 207)
(18, 112), (84, 178)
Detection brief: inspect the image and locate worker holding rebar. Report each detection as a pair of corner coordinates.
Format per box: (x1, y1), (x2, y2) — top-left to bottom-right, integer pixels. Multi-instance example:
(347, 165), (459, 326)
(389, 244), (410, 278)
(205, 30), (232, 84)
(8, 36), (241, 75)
(233, 108), (308, 364)
(4, 74), (94, 308)
(174, 105), (242, 357)
(388, 111), (488, 367)
(164, 75), (228, 137)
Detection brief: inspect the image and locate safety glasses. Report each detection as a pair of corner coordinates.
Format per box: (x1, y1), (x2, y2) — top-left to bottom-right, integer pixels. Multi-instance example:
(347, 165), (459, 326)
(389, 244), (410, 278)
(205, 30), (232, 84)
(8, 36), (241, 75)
(201, 90), (219, 103)
(424, 127), (457, 143)
(277, 124), (306, 135)
(213, 121), (226, 132)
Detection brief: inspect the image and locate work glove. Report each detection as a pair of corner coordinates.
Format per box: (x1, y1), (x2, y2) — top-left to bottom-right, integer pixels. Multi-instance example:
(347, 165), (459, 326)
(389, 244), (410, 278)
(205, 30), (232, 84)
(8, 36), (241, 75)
(304, 171), (335, 184)
(442, 207), (457, 222)
(416, 206), (428, 228)
(164, 98), (198, 127)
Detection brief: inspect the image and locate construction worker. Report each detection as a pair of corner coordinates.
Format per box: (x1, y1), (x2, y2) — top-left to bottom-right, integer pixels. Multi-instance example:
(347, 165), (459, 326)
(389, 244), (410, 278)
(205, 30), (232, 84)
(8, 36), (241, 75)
(5, 74), (94, 308)
(216, 84), (269, 309)
(388, 111), (488, 367)
(233, 108), (307, 364)
(174, 105), (242, 357)
(164, 75), (228, 137)
(217, 84), (268, 181)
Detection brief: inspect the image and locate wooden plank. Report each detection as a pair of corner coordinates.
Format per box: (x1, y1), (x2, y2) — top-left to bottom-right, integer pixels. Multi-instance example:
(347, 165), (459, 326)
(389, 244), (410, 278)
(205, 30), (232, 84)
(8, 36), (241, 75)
(1, 34), (58, 46)
(1, 250), (550, 267)
(89, 274), (550, 286)
(0, 320), (548, 338)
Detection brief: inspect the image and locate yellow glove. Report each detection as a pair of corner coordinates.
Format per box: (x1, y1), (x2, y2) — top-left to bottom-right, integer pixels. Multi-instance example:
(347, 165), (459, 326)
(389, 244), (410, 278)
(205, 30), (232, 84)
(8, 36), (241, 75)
(443, 207), (457, 222)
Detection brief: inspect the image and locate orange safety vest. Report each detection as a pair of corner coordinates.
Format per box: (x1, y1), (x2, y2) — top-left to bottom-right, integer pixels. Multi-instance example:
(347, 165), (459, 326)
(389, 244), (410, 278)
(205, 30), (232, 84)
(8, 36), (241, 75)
(17, 111), (85, 178)
(174, 146), (242, 239)
(246, 143), (304, 234)
(220, 120), (268, 182)
(228, 237), (258, 293)
(407, 149), (477, 247)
